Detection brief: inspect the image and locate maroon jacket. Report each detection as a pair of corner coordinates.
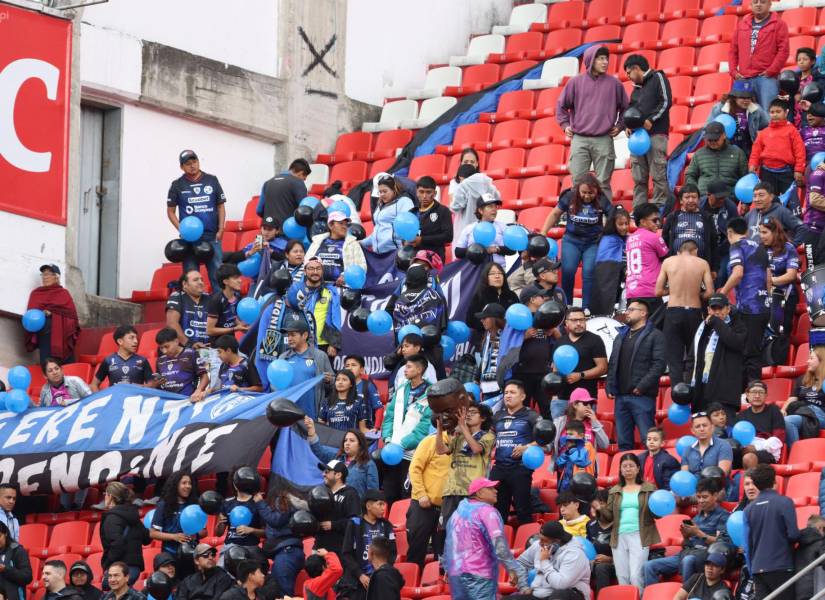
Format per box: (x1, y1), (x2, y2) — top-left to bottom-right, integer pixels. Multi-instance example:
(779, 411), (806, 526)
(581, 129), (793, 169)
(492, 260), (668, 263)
(729, 13), (789, 79)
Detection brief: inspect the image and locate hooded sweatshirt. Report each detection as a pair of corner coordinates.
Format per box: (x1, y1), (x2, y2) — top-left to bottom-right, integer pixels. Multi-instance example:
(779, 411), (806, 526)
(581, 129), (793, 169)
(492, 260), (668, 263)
(749, 119), (806, 173)
(516, 537), (591, 599)
(100, 503), (149, 570)
(69, 562), (102, 600)
(365, 563), (404, 600)
(556, 46), (628, 137)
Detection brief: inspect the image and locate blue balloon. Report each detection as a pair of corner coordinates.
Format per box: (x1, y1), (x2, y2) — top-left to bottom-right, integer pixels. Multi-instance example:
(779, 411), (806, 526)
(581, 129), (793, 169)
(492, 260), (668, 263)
(446, 321), (471, 344)
(180, 504), (207, 535)
(577, 536), (597, 561)
(473, 221), (497, 247)
(527, 569), (536, 587)
(668, 402), (691, 426)
(238, 252), (262, 277)
(381, 443), (404, 466)
(440, 335), (457, 361)
(6, 389), (28, 413)
(283, 216), (306, 240)
(394, 212), (420, 242)
(367, 310), (393, 335)
(735, 173), (759, 204)
(397, 324), (422, 343)
(300, 196), (320, 209)
(648, 489), (676, 517)
(22, 309), (46, 333)
(267, 359), (294, 390)
(676, 435), (698, 457)
(811, 152), (825, 171)
(553, 345), (579, 376)
(547, 237), (559, 260)
(628, 129), (651, 156)
(464, 382), (481, 402)
(732, 420), (756, 446)
(343, 265), (367, 290)
(505, 303), (533, 331)
(521, 445), (545, 470)
(727, 510), (746, 547)
(712, 113), (737, 139)
(503, 225), (529, 251)
(329, 200), (351, 217)
(7, 366), (31, 391)
(237, 297), (260, 324)
(0, 393), (7, 411)
(669, 471), (698, 497)
(179, 216), (204, 242)
(229, 505), (253, 527)
(143, 509), (156, 529)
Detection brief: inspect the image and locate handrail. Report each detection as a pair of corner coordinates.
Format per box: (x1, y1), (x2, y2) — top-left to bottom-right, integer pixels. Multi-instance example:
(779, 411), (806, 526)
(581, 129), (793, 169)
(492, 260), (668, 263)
(763, 550), (825, 600)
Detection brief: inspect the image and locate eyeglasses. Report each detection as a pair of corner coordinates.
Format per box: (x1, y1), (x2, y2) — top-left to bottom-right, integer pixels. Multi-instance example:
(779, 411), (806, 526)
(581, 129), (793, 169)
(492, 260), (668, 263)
(198, 549), (217, 558)
(566, 317), (587, 323)
(747, 389), (766, 395)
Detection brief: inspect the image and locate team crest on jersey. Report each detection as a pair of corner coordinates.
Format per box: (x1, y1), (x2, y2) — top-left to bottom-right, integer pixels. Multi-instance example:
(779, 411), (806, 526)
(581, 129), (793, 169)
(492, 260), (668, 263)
(123, 366), (130, 373)
(306, 359), (314, 367)
(204, 185), (213, 194)
(194, 187), (201, 194)
(430, 213), (438, 222)
(504, 419), (512, 429)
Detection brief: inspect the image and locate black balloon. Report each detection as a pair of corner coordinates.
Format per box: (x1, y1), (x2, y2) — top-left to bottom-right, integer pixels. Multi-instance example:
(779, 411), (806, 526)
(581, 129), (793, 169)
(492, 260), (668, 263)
(465, 243), (487, 265)
(266, 398), (306, 427)
(294, 205), (315, 227)
(700, 465), (726, 484)
(146, 571), (173, 599)
(245, 545), (269, 571)
(420, 324), (441, 348)
(802, 82), (823, 103)
(711, 589), (733, 600)
(371, 448), (383, 462)
(396, 245), (417, 271)
(541, 372), (563, 395)
(224, 544), (250, 577)
(570, 472), (597, 501)
(383, 352), (400, 371)
(623, 106), (645, 130)
(289, 509), (319, 535)
(308, 485), (335, 520)
(164, 239), (190, 263)
(778, 69), (800, 95)
(534, 300), (566, 330)
(349, 223), (367, 241)
(340, 287), (362, 311)
(349, 307), (370, 332)
(192, 240), (214, 262)
(268, 268), (292, 296)
(528, 235), (549, 259)
(198, 490), (224, 515)
(533, 419), (557, 446)
(671, 382), (693, 406)
(176, 542), (195, 564)
(725, 437), (742, 451)
(233, 466), (261, 494)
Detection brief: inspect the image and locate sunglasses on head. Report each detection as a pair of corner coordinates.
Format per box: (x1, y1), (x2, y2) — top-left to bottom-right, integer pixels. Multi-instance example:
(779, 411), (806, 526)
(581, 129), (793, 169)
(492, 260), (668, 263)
(198, 549), (217, 558)
(691, 411), (708, 418)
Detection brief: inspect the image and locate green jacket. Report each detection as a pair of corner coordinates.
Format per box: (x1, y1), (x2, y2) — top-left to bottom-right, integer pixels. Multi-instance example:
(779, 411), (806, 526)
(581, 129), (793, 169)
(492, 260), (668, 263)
(685, 141), (748, 196)
(381, 379), (432, 459)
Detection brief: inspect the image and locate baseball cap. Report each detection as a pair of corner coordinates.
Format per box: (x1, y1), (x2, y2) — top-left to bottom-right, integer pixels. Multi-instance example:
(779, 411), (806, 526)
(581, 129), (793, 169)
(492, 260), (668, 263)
(810, 102), (825, 117)
(707, 293), (730, 308)
(39, 264), (61, 275)
(475, 192), (502, 209)
(705, 552), (727, 567)
(729, 80), (755, 98)
(519, 285), (553, 303)
(540, 520), (572, 543)
(262, 216), (280, 228)
(532, 258), (560, 277)
(194, 543), (215, 558)
(569, 387), (596, 404)
(179, 150), (198, 165)
(475, 302), (506, 321)
(706, 180), (730, 198)
(746, 380), (767, 392)
(363, 489), (386, 503)
(153, 552), (176, 570)
(704, 121), (725, 141)
(318, 459), (349, 478)
(468, 477), (499, 496)
(281, 313), (310, 333)
(327, 211), (350, 224)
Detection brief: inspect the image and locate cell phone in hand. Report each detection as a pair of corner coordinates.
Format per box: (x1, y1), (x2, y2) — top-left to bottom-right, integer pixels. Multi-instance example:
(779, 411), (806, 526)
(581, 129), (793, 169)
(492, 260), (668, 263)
(255, 234), (263, 247)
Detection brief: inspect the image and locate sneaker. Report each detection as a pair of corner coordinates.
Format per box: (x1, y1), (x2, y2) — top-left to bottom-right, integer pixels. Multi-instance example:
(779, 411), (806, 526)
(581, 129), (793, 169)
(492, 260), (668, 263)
(144, 496), (159, 505)
(132, 498), (144, 507)
(90, 501), (106, 510)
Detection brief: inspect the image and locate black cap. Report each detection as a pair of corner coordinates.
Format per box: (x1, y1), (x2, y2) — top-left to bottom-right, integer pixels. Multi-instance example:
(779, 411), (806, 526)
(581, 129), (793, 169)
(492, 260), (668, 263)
(318, 459), (348, 477)
(532, 258), (560, 277)
(540, 520), (572, 543)
(179, 150), (198, 165)
(39, 264), (60, 275)
(363, 489), (386, 503)
(809, 102), (825, 118)
(475, 302), (506, 320)
(153, 552), (176, 570)
(746, 380), (767, 392)
(476, 192), (502, 209)
(704, 121), (725, 141)
(263, 216), (280, 228)
(519, 285), (553, 303)
(706, 180), (730, 198)
(281, 313), (310, 333)
(708, 293), (730, 307)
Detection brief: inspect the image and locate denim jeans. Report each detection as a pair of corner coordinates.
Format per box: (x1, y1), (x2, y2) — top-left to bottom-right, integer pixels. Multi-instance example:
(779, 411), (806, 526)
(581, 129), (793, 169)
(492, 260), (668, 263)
(183, 238), (223, 293)
(785, 404), (825, 446)
(615, 394), (655, 450)
(745, 75), (779, 112)
(551, 398), (569, 420)
(561, 235), (598, 309)
(271, 545), (305, 597)
(643, 552), (705, 586)
(448, 573), (498, 600)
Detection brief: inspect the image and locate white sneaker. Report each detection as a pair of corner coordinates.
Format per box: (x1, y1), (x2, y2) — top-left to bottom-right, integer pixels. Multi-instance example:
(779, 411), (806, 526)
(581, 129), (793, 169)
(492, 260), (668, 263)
(144, 496), (159, 505)
(90, 502), (106, 510)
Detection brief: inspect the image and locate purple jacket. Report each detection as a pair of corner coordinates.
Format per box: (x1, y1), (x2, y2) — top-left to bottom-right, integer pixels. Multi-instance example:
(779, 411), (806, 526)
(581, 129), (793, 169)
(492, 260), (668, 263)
(556, 45), (628, 136)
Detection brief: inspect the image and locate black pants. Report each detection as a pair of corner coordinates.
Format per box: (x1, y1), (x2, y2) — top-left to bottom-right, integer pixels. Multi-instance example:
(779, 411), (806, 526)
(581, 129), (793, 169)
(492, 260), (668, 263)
(759, 168), (794, 197)
(514, 371), (549, 419)
(741, 313), (769, 386)
(439, 494), (464, 530)
(754, 570), (795, 600)
(490, 463), (533, 525)
(381, 459), (411, 506)
(592, 562), (616, 596)
(663, 307), (702, 385)
(406, 499), (442, 570)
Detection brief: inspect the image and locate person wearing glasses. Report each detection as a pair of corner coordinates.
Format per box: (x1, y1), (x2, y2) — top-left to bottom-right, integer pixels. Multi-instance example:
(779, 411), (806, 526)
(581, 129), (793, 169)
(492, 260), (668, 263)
(175, 543), (234, 600)
(744, 182), (802, 245)
(24, 264), (80, 366)
(680, 412), (733, 478)
(625, 203), (669, 315)
(734, 381), (785, 470)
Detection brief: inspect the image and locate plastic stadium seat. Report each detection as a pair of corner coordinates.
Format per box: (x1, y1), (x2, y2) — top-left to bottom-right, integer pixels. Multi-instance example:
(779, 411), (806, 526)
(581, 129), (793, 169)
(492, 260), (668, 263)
(479, 120), (532, 151)
(450, 34), (506, 67)
(777, 342), (808, 377)
(408, 154), (447, 183)
(523, 57), (579, 90)
(484, 90), (536, 123)
(71, 521), (103, 556)
(316, 132), (372, 164)
(130, 264), (183, 301)
(518, 206), (552, 231)
(328, 161), (368, 190)
(501, 59), (540, 80)
(584, 0), (624, 26)
(703, 0), (733, 14)
(792, 312), (811, 347)
(33, 589), (46, 600)
(435, 123), (491, 154)
(525, 87), (564, 119)
(49, 553), (83, 573)
(224, 197), (262, 232)
(599, 585), (641, 600)
(493, 3), (548, 36)
(513, 522), (541, 554)
(365, 159), (392, 180)
(622, 0), (662, 24)
(510, 144), (567, 177)
(661, 0), (702, 20)
(584, 25), (623, 45)
(615, 22), (661, 52)
(220, 231), (239, 253)
(137, 327), (161, 357)
(489, 32), (544, 63)
(485, 147), (526, 179)
(655, 514), (690, 545)
(521, 175), (561, 206)
(388, 498), (411, 530)
(658, 18), (700, 49)
(611, 169), (636, 201)
(78, 333), (119, 364)
(444, 64), (501, 96)
(407, 66), (462, 100)
(399, 96), (457, 129)
(669, 76), (694, 105)
(797, 505), (820, 529)
(420, 561), (445, 591)
(395, 562), (421, 595)
(523, 118), (567, 148)
(782, 7), (818, 35)
(676, 102), (715, 134)
(807, 8), (825, 35)
(62, 362), (93, 383)
(530, 29), (584, 59)
(696, 15), (738, 45)
(689, 43), (731, 75)
(493, 179), (520, 204)
(785, 472), (821, 506)
(786, 438), (825, 472)
(787, 36), (817, 66)
(687, 73), (730, 105)
(19, 524), (48, 556)
(531, 1), (585, 32)
(658, 47), (696, 76)
(668, 105), (690, 133)
(764, 377), (791, 404)
(358, 129), (413, 161)
(642, 582), (683, 600)
(362, 100), (418, 132)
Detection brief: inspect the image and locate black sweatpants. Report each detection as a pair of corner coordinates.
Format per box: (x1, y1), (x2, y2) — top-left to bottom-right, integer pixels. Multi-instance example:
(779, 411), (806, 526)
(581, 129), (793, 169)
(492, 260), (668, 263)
(663, 307), (703, 385)
(754, 570), (795, 600)
(741, 313), (769, 386)
(592, 562), (616, 597)
(759, 168), (794, 197)
(490, 463), (533, 525)
(381, 459), (411, 506)
(405, 499), (442, 570)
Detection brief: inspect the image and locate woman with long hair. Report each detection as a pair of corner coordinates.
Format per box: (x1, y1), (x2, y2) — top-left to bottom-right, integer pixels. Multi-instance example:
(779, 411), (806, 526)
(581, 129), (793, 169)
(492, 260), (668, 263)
(476, 303), (506, 401)
(100, 482), (149, 584)
(551, 388), (610, 456)
(319, 370), (367, 433)
(708, 83), (769, 157)
(254, 488), (304, 596)
(590, 207), (630, 315)
(0, 520), (31, 600)
(784, 345), (825, 445)
(149, 471), (200, 572)
(282, 239), (306, 283)
(466, 263), (519, 336)
(597, 453), (659, 589)
(361, 175), (415, 253)
(760, 218), (799, 354)
(540, 173), (612, 308)
(305, 417), (379, 499)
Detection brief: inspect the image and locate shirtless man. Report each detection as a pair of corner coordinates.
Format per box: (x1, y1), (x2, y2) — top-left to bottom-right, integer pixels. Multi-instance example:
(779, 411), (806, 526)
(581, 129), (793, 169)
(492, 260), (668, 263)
(655, 240), (714, 385)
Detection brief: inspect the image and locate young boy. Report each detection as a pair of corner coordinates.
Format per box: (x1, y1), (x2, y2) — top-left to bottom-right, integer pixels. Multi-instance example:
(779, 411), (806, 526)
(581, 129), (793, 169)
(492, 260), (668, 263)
(242, 218), (289, 265)
(801, 101), (825, 163)
(708, 403), (732, 438)
(215, 467), (264, 563)
(345, 355), (383, 430)
(154, 327), (210, 402)
(587, 489), (615, 597)
(206, 263), (247, 344)
(749, 98), (806, 196)
(554, 420), (597, 493)
(341, 490), (396, 597)
(213, 334), (263, 393)
(638, 426), (681, 490)
(388, 333), (437, 397)
(557, 491), (589, 537)
(297, 549), (343, 600)
(364, 536), (403, 600)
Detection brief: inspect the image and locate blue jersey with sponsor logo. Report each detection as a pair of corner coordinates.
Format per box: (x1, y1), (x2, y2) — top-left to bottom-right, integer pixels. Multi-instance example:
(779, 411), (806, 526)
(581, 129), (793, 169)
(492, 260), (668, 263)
(156, 347), (206, 396)
(280, 348), (319, 418)
(320, 397), (366, 431)
(316, 238), (345, 282)
(167, 172), (226, 241)
(767, 241), (799, 293)
(166, 291), (211, 345)
(728, 238), (769, 314)
(492, 406), (539, 466)
(95, 352), (153, 386)
(217, 357), (262, 389)
(557, 192), (611, 244)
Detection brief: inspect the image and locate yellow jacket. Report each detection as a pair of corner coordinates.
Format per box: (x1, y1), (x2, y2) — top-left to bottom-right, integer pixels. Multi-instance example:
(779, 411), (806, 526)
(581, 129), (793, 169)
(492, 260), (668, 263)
(562, 515), (589, 538)
(408, 433), (451, 506)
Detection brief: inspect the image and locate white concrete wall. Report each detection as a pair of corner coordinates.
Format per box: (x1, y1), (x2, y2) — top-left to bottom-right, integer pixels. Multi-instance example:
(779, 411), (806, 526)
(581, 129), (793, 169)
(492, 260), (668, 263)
(79, 22), (142, 97)
(345, 0), (513, 105)
(117, 105), (275, 297)
(81, 0), (279, 77)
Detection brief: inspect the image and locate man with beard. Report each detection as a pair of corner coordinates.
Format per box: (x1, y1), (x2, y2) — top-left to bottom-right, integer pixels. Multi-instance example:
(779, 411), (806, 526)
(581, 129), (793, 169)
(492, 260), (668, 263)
(662, 184), (719, 273)
(276, 315), (333, 419)
(286, 257), (341, 358)
(176, 544), (234, 600)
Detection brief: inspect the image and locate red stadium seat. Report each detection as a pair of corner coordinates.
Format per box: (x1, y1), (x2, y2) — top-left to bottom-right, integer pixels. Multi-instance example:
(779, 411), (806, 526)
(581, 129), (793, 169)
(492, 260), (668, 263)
(642, 582), (685, 600)
(136, 327), (161, 357)
(49, 553), (83, 573)
(85, 552), (104, 584)
(358, 129), (413, 161)
(792, 312), (811, 348)
(220, 231), (238, 253)
(444, 64), (500, 97)
(661, 0), (702, 20)
(486, 147), (526, 179)
(19, 524), (48, 556)
(658, 18), (700, 49)
(584, 0), (624, 26)
(408, 154), (447, 183)
(523, 118), (567, 147)
(224, 197), (261, 233)
(62, 362), (93, 383)
(796, 505), (820, 530)
(368, 157), (395, 179)
(785, 472), (821, 506)
(655, 514), (689, 545)
(501, 60), (539, 80)
(782, 7), (818, 36)
(687, 73), (730, 105)
(530, 1), (585, 31)
(518, 206), (552, 231)
(70, 521), (103, 556)
(395, 562), (421, 595)
(388, 498), (411, 530)
(675, 102), (715, 134)
(615, 22), (661, 52)
(130, 264), (183, 301)
(513, 522), (541, 554)
(489, 32), (544, 63)
(599, 585), (641, 600)
(785, 438), (825, 473)
(531, 29), (584, 60)
(584, 25), (623, 45)
(669, 76), (694, 104)
(78, 333), (119, 365)
(510, 144), (566, 178)
(689, 43), (731, 75)
(316, 131), (372, 164)
(329, 160), (368, 190)
(435, 123), (491, 155)
(521, 175), (561, 206)
(493, 179), (521, 204)
(696, 15), (738, 45)
(46, 521), (90, 557)
(480, 120), (532, 152)
(610, 169), (636, 201)
(524, 87), (564, 119)
(622, 0), (662, 24)
(764, 378), (791, 404)
(658, 47), (696, 76)
(481, 90), (535, 123)
(787, 36), (817, 67)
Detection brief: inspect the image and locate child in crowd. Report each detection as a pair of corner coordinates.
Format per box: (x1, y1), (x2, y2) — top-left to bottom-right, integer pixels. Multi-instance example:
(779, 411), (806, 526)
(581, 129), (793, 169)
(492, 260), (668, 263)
(637, 427), (680, 490)
(388, 333), (438, 397)
(749, 98), (806, 196)
(558, 491), (589, 537)
(587, 489), (615, 597)
(242, 218), (289, 266)
(213, 334), (262, 393)
(206, 263), (246, 344)
(554, 420), (597, 492)
(801, 102), (825, 164)
(344, 355), (383, 431)
(154, 327), (209, 402)
(708, 403), (732, 438)
(340, 490), (396, 597)
(293, 549), (343, 600)
(215, 467), (263, 564)
(319, 369), (368, 433)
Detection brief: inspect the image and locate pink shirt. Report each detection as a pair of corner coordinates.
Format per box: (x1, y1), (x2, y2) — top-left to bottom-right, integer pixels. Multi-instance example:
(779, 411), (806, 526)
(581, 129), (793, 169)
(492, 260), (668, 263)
(625, 228), (668, 298)
(444, 499), (505, 579)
